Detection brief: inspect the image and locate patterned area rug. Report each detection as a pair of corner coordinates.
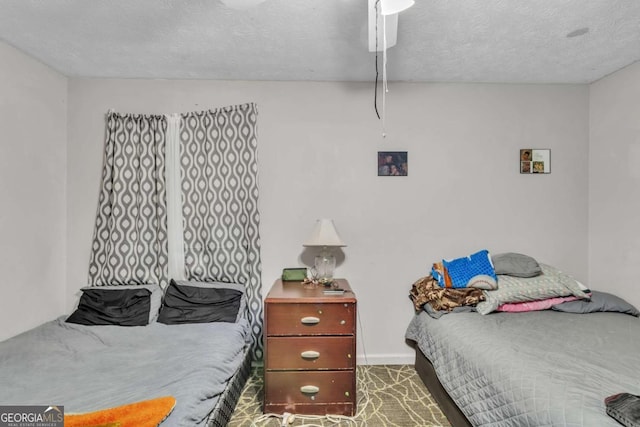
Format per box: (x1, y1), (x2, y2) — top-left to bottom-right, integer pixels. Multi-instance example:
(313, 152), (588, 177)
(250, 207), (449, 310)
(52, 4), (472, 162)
(228, 364), (452, 427)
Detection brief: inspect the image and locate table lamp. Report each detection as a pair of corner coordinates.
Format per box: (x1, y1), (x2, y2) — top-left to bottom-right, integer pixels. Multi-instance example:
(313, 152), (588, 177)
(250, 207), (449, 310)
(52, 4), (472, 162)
(303, 219), (346, 285)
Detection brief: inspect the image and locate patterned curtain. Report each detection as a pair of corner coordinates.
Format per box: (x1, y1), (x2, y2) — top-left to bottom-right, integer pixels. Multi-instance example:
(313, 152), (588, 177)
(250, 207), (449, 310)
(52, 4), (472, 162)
(87, 112), (169, 287)
(180, 103), (263, 360)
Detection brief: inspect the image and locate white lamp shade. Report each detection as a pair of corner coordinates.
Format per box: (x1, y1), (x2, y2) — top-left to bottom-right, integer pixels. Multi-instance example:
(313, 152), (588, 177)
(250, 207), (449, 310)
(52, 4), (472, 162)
(380, 0), (415, 15)
(303, 219), (346, 247)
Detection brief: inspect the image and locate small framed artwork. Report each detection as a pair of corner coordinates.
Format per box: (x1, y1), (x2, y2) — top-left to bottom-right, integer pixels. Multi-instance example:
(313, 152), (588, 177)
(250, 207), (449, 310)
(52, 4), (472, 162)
(520, 149), (550, 174)
(378, 151), (408, 176)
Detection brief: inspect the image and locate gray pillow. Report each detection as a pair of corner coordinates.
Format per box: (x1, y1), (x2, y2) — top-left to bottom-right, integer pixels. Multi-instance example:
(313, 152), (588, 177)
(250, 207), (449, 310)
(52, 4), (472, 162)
(551, 291), (640, 316)
(492, 252), (542, 278)
(476, 264), (589, 315)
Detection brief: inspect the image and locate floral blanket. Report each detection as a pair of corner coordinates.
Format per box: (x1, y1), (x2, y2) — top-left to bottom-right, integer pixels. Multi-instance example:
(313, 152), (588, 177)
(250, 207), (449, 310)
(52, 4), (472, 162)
(409, 275), (485, 312)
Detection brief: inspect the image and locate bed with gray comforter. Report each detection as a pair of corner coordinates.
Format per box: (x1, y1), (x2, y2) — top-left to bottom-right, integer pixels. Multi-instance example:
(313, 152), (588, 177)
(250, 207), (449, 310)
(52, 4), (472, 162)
(0, 316), (251, 426)
(405, 309), (640, 426)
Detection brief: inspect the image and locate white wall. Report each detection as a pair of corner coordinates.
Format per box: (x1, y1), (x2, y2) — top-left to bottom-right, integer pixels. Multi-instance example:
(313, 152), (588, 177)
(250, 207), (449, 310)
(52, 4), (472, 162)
(0, 42), (67, 341)
(66, 79), (589, 363)
(589, 61), (640, 310)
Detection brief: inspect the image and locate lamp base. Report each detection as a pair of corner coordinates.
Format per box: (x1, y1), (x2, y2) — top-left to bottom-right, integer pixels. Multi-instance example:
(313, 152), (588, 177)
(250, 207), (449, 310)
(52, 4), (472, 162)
(314, 252), (336, 286)
(320, 279), (334, 287)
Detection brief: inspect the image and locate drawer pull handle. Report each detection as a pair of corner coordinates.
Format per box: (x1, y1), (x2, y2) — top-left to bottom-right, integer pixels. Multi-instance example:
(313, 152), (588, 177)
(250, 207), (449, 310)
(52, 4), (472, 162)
(300, 385), (320, 395)
(301, 350), (320, 360)
(301, 316), (320, 325)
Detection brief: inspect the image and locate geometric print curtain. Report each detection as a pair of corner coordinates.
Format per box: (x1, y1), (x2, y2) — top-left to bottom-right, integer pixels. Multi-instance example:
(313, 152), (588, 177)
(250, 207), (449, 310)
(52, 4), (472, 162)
(87, 112), (169, 288)
(179, 103), (263, 360)
(86, 104), (263, 361)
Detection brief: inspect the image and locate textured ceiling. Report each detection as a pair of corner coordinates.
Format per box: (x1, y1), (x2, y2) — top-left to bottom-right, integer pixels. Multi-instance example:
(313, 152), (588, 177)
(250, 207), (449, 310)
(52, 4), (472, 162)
(0, 0), (638, 83)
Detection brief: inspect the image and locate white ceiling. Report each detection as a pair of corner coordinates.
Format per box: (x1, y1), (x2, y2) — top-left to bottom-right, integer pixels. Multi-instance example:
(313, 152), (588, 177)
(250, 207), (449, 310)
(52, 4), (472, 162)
(0, 0), (638, 84)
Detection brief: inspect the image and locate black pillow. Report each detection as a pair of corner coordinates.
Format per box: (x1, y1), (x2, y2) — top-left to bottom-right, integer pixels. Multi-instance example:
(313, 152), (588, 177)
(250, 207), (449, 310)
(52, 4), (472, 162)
(158, 280), (242, 325)
(66, 288), (151, 326)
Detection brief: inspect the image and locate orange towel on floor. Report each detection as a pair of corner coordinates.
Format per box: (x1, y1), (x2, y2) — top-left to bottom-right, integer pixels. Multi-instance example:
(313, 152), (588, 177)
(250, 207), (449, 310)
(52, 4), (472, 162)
(64, 396), (176, 427)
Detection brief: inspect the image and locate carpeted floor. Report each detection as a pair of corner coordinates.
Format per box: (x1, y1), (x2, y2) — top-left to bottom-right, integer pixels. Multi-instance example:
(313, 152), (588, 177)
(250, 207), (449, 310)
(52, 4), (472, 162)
(228, 365), (452, 427)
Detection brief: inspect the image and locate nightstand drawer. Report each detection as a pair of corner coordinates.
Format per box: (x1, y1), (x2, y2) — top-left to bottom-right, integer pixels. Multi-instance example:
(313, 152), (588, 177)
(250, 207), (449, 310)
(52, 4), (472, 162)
(266, 336), (355, 370)
(264, 370), (355, 408)
(266, 302), (355, 336)
(264, 279), (357, 416)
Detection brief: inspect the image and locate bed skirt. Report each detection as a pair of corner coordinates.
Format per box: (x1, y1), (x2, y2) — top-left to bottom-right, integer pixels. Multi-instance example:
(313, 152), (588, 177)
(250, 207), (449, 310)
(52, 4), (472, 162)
(413, 345), (472, 427)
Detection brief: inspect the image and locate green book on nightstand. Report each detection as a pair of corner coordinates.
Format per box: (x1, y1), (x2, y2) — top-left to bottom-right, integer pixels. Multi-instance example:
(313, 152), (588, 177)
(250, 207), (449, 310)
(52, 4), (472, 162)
(281, 268), (307, 281)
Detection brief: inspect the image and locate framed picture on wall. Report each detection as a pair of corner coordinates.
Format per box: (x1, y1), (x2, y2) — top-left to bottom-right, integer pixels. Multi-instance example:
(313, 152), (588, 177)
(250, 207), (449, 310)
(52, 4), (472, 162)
(520, 149), (550, 174)
(378, 151), (408, 176)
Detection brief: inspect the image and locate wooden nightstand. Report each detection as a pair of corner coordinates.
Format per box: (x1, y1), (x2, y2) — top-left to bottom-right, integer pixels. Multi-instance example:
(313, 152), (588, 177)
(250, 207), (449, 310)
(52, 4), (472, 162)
(263, 278), (357, 416)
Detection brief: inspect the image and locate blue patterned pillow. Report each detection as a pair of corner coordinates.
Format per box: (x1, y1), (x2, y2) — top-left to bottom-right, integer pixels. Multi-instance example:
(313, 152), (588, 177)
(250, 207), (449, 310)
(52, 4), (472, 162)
(443, 249), (497, 288)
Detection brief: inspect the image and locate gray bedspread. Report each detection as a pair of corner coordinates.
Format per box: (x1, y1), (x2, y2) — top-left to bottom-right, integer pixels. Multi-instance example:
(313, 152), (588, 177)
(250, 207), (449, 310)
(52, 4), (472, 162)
(405, 310), (640, 426)
(0, 316), (251, 426)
